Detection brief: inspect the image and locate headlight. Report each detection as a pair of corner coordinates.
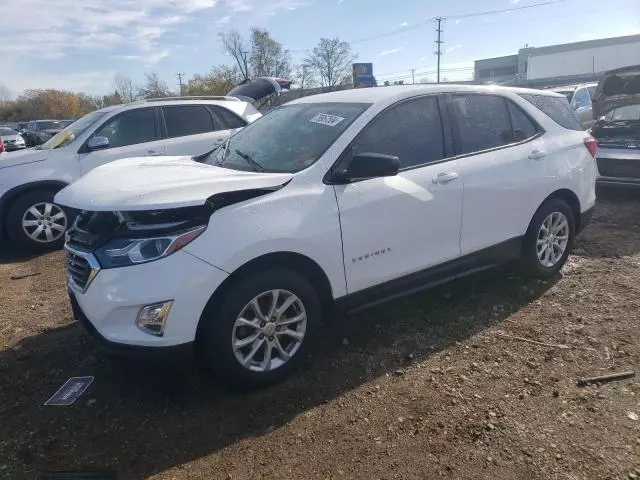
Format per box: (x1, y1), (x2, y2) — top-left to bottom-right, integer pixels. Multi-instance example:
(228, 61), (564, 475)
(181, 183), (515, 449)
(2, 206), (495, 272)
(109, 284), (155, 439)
(94, 226), (206, 268)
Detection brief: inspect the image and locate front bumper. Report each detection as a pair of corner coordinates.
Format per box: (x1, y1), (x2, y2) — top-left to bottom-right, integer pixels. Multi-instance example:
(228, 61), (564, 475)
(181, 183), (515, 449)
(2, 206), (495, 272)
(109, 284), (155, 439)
(4, 144), (26, 151)
(69, 290), (194, 361)
(69, 249), (228, 351)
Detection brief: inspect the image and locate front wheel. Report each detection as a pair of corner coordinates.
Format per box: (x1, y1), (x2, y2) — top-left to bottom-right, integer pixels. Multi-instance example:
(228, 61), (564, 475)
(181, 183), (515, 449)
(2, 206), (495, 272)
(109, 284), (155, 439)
(520, 198), (575, 278)
(6, 190), (72, 252)
(198, 269), (321, 389)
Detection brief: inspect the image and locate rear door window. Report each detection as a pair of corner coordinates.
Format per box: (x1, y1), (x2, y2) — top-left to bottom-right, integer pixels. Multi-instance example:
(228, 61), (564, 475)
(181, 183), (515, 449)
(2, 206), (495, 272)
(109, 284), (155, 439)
(507, 101), (539, 142)
(163, 105), (215, 138)
(208, 106), (247, 129)
(450, 95), (513, 154)
(350, 96), (446, 168)
(518, 94), (582, 131)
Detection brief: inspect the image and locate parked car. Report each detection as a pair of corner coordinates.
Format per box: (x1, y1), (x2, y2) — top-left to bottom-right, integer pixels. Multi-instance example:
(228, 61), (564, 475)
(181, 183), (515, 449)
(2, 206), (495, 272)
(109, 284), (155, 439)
(549, 83), (597, 130)
(0, 127), (26, 151)
(0, 95), (265, 251)
(590, 65), (640, 188)
(23, 119), (73, 147)
(55, 84), (597, 388)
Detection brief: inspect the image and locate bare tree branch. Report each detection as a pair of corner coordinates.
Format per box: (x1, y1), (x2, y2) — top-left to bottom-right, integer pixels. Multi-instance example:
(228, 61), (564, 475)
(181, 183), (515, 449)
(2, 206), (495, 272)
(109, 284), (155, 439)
(305, 38), (356, 90)
(219, 31), (250, 81)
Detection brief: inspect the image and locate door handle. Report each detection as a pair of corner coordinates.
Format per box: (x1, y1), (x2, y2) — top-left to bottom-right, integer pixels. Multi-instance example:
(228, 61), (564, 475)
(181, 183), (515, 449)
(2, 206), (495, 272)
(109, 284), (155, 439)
(528, 150), (546, 160)
(146, 150), (162, 156)
(432, 172), (459, 184)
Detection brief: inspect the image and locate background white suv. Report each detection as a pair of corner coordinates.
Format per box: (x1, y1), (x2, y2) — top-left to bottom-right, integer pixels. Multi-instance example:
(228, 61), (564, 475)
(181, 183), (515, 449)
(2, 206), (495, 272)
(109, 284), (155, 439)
(56, 85), (597, 388)
(0, 97), (261, 251)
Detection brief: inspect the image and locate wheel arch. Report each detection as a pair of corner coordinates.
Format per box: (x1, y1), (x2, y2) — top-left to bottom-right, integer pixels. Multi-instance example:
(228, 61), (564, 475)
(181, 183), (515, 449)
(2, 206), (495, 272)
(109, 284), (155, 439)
(546, 188), (581, 230)
(0, 180), (69, 240)
(195, 251), (335, 342)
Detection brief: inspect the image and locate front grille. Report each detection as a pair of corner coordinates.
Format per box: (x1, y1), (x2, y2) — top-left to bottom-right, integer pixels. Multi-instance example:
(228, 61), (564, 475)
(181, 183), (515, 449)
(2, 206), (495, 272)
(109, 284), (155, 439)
(596, 158), (640, 179)
(66, 250), (92, 290)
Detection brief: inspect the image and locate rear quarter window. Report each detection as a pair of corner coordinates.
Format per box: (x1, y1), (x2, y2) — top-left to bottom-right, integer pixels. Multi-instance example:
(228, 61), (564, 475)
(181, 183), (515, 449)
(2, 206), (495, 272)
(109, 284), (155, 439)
(519, 93), (582, 131)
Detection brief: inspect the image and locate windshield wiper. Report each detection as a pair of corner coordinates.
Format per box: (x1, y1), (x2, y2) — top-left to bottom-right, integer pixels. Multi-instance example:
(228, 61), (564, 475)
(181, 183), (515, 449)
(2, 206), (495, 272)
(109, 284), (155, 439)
(234, 149), (265, 172)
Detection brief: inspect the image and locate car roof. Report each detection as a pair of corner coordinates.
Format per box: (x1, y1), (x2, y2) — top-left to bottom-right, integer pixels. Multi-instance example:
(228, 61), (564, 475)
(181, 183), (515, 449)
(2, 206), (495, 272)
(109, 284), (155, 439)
(94, 97), (255, 117)
(288, 84), (564, 107)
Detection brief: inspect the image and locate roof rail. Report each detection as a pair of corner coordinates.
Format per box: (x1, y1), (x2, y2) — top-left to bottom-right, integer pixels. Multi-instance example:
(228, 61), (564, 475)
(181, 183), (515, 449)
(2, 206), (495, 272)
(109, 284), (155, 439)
(132, 96), (241, 103)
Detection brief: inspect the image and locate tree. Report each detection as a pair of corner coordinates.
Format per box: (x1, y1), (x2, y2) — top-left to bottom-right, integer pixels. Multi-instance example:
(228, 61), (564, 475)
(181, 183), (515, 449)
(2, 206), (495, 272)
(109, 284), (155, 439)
(220, 31), (250, 81)
(138, 73), (171, 99)
(183, 65), (243, 96)
(113, 74), (137, 103)
(249, 28), (292, 79)
(305, 38), (356, 90)
(0, 83), (12, 103)
(294, 64), (316, 96)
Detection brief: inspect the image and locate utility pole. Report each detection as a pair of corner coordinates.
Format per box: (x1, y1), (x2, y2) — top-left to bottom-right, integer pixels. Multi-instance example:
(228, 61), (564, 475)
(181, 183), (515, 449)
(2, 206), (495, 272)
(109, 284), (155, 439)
(434, 17), (444, 84)
(176, 73), (185, 95)
(412, 69), (415, 85)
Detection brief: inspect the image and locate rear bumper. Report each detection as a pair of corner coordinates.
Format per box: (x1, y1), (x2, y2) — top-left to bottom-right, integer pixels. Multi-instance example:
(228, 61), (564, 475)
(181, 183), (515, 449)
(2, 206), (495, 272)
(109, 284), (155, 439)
(69, 289), (194, 361)
(596, 176), (640, 188)
(577, 206), (595, 235)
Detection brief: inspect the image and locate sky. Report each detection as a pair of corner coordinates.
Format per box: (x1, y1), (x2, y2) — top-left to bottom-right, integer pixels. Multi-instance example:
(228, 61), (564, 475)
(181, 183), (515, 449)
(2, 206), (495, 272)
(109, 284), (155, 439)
(1, 0), (639, 96)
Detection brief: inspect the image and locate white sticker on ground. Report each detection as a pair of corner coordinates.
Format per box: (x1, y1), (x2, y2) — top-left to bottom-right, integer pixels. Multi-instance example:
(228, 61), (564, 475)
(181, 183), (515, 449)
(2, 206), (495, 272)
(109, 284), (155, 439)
(309, 113), (345, 127)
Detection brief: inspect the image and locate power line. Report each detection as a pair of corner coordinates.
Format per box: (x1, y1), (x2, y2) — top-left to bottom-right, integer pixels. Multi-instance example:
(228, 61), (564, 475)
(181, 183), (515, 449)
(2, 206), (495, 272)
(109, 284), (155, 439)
(447, 0), (564, 19)
(289, 0), (565, 51)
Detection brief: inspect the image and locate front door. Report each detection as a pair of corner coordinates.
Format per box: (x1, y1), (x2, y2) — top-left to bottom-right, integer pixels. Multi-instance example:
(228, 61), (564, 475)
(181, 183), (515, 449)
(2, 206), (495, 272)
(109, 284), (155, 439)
(79, 107), (165, 175)
(333, 95), (463, 294)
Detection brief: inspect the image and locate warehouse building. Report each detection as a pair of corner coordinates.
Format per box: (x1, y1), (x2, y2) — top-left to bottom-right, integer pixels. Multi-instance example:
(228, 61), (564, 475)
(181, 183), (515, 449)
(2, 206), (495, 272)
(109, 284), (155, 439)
(474, 34), (640, 87)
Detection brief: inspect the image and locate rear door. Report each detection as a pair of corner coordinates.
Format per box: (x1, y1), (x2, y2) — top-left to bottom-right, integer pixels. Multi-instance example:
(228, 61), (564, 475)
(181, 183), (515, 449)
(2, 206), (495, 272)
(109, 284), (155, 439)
(160, 105), (236, 157)
(447, 93), (549, 256)
(334, 95), (463, 293)
(79, 107), (165, 174)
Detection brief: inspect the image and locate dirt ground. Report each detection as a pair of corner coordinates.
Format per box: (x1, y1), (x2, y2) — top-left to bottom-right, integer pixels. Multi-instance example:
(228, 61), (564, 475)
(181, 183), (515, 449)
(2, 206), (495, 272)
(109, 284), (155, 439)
(1, 188), (639, 480)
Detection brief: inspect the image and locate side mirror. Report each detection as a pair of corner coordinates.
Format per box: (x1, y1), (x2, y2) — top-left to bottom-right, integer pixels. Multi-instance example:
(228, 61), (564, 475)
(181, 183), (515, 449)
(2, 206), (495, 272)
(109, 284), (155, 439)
(87, 136), (109, 151)
(334, 153), (400, 183)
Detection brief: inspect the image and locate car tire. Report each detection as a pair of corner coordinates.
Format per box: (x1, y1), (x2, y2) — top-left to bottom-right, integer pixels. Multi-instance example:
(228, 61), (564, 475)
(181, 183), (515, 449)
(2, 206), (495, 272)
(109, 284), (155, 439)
(198, 269), (321, 389)
(6, 189), (73, 252)
(520, 198), (575, 278)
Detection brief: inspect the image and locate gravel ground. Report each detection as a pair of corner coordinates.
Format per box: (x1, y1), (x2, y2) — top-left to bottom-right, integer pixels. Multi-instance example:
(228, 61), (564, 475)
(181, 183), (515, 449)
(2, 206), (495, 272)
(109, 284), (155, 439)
(0, 188), (639, 480)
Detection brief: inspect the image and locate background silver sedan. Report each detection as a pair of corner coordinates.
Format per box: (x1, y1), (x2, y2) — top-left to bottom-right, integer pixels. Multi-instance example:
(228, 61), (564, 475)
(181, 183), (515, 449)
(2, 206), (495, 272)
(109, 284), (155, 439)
(0, 127), (26, 151)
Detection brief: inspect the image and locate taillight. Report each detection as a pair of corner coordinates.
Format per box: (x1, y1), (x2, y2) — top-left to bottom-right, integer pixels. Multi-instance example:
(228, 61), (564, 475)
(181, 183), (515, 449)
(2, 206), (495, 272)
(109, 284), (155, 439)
(0, 138), (4, 154)
(584, 136), (597, 158)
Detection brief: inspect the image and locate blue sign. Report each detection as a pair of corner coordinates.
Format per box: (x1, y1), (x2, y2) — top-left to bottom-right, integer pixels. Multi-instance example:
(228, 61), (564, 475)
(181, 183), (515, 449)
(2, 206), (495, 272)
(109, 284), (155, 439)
(353, 63), (375, 87)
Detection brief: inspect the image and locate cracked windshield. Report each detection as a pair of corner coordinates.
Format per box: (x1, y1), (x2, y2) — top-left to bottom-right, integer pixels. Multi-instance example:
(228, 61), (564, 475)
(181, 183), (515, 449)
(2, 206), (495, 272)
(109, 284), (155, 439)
(1, 0), (639, 479)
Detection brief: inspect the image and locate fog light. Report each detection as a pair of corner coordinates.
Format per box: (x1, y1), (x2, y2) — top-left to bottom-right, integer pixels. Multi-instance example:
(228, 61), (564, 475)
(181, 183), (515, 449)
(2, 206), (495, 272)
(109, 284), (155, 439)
(136, 301), (173, 336)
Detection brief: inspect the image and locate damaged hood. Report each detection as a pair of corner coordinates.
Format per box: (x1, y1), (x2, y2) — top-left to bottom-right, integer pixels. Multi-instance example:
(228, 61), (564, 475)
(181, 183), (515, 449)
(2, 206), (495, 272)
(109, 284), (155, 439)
(55, 156), (294, 211)
(228, 77), (292, 103)
(593, 65), (640, 118)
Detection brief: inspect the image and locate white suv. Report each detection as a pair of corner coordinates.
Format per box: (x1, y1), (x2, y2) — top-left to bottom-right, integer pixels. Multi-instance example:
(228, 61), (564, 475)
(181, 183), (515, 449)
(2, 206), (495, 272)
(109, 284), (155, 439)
(56, 85), (597, 388)
(0, 97), (261, 251)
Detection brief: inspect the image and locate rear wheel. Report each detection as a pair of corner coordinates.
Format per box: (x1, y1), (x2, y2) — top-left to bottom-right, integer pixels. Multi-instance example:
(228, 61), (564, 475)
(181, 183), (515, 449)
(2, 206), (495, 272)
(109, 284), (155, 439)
(6, 190), (72, 252)
(198, 269), (320, 389)
(520, 198), (575, 278)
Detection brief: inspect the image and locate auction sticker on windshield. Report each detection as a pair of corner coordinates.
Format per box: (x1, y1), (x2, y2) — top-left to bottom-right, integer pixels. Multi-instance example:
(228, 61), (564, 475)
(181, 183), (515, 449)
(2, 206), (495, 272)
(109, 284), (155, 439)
(309, 113), (345, 127)
(44, 376), (94, 406)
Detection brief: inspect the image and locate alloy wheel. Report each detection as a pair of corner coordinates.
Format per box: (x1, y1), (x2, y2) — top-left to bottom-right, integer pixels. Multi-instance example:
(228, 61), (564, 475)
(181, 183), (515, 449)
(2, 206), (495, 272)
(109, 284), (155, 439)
(232, 289), (307, 372)
(536, 211), (569, 268)
(21, 202), (68, 244)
